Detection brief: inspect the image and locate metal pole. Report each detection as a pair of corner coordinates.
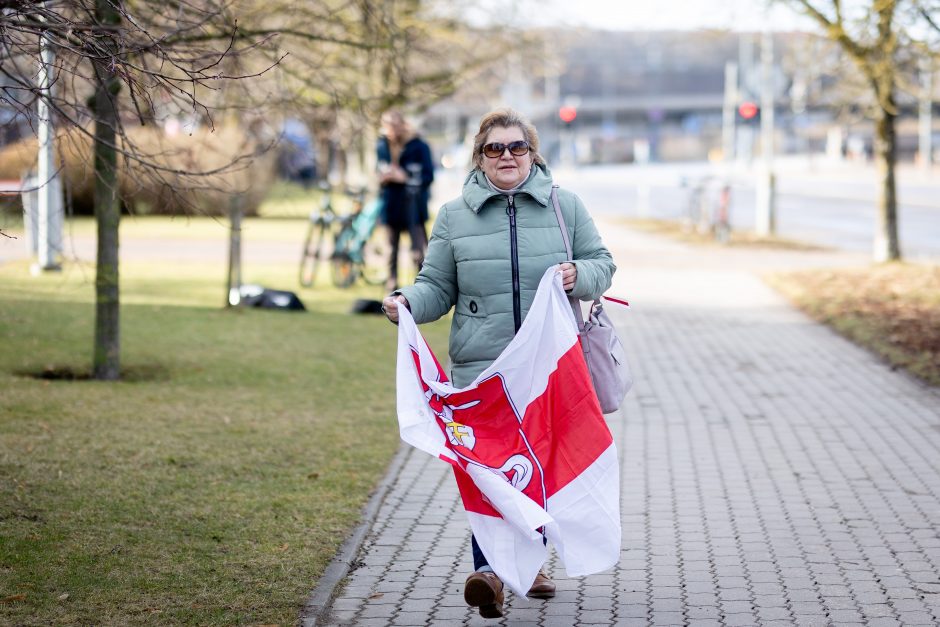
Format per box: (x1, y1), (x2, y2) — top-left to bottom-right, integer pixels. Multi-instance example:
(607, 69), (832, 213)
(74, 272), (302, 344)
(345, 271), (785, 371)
(919, 57), (933, 173)
(36, 20), (62, 272)
(546, 70), (560, 162)
(755, 27), (776, 236)
(737, 34), (756, 164)
(226, 195), (243, 307)
(722, 61), (738, 163)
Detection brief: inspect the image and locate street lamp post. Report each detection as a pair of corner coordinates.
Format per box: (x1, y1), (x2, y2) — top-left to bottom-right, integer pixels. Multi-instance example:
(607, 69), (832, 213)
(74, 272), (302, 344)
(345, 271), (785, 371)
(722, 61), (738, 163)
(920, 56), (934, 173)
(558, 98), (579, 166)
(755, 27), (776, 237)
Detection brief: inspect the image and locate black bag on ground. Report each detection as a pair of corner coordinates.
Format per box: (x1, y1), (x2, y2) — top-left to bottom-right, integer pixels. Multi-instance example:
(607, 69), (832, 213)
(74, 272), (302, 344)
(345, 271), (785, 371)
(234, 285), (306, 311)
(350, 299), (384, 315)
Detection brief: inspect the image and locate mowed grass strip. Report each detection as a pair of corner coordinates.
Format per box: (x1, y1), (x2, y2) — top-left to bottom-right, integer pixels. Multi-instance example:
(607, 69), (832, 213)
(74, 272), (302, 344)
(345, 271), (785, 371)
(0, 247), (448, 624)
(767, 263), (940, 386)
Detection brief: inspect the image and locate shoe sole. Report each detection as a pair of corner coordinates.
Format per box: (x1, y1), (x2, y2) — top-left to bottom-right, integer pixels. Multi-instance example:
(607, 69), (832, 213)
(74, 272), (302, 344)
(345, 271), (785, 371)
(477, 603), (504, 619)
(464, 578), (504, 618)
(528, 589), (556, 599)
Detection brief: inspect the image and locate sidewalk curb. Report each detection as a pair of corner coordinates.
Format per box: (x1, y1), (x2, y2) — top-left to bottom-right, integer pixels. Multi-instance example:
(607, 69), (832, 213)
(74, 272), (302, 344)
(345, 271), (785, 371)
(299, 442), (412, 627)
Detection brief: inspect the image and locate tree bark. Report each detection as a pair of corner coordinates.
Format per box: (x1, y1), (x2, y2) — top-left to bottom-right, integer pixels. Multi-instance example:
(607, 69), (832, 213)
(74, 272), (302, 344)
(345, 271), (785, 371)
(91, 0), (122, 380)
(873, 98), (901, 262)
(872, 0), (901, 262)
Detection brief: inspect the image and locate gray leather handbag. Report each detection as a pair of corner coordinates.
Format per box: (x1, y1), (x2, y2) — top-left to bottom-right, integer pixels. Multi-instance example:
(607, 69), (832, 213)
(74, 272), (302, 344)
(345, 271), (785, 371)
(551, 186), (633, 413)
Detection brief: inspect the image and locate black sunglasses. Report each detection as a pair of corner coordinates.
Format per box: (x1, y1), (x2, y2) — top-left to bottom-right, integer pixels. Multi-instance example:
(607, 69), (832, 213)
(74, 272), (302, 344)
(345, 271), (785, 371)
(482, 140), (530, 158)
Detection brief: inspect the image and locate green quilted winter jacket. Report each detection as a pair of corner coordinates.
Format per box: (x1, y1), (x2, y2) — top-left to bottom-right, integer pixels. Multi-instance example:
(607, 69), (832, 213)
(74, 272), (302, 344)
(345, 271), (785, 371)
(398, 163), (616, 388)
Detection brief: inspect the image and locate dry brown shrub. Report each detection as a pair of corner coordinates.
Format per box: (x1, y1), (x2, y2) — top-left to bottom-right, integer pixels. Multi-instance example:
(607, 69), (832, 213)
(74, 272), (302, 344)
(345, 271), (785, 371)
(769, 264), (940, 386)
(0, 125), (275, 216)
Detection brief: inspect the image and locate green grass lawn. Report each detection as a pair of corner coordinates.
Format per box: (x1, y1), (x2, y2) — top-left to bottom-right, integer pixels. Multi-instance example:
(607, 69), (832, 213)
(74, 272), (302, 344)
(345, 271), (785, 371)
(0, 226), (448, 625)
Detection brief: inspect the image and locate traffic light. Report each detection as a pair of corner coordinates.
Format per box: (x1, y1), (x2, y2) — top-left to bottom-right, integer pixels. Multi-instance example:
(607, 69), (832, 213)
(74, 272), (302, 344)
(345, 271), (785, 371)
(738, 101), (759, 121)
(558, 106), (577, 126)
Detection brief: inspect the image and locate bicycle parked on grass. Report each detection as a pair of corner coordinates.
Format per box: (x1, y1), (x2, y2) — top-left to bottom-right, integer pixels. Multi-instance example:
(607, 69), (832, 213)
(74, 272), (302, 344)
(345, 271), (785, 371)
(330, 194), (387, 288)
(299, 184), (387, 288)
(680, 175), (733, 243)
(299, 182), (343, 287)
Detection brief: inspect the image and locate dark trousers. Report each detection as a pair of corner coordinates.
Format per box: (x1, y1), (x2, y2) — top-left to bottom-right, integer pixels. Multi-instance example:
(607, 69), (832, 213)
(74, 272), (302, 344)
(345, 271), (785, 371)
(471, 534), (489, 571)
(386, 223), (427, 287)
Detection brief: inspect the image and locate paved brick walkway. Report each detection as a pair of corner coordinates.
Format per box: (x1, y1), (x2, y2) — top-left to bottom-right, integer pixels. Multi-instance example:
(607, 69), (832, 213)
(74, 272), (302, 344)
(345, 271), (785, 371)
(314, 221), (940, 626)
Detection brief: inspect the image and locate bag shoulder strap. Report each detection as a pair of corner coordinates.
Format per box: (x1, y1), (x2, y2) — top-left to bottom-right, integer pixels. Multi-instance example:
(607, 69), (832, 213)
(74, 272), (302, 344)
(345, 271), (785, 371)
(550, 185), (602, 328)
(550, 185), (573, 261)
(552, 185), (584, 332)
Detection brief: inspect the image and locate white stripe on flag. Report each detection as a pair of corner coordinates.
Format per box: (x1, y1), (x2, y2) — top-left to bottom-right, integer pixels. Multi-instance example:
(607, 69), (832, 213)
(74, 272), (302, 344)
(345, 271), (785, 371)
(544, 443), (621, 577)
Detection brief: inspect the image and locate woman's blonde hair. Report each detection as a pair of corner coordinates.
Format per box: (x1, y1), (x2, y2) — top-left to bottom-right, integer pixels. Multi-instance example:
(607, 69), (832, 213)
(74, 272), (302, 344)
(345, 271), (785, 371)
(472, 108), (545, 169)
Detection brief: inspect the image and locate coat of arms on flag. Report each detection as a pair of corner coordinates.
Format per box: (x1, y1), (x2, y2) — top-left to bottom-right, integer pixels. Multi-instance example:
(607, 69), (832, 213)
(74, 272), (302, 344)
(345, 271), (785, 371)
(395, 267), (622, 597)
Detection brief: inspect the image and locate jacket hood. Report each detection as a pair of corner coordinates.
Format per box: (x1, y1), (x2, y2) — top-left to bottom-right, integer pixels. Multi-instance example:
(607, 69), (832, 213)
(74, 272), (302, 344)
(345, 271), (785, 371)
(461, 162), (554, 214)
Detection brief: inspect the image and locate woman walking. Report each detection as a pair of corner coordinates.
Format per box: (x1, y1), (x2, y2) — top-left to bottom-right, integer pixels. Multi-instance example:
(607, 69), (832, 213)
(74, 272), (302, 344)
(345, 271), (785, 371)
(382, 108), (615, 618)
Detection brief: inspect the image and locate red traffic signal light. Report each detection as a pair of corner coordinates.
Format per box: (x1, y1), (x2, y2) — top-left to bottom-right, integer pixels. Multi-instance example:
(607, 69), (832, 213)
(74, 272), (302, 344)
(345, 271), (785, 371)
(738, 101), (758, 120)
(559, 106), (577, 124)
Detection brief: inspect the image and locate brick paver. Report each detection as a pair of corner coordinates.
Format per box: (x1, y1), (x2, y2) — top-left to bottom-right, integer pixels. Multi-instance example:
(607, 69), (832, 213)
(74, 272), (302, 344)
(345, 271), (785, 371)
(314, 221), (940, 626)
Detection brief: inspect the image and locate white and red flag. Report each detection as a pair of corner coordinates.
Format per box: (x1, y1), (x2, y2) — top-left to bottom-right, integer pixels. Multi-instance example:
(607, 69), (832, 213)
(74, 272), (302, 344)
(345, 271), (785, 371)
(395, 267), (621, 597)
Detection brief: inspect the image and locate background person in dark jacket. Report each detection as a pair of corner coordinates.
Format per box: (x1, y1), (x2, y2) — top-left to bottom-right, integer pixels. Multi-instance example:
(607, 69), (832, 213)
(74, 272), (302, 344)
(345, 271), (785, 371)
(377, 110), (435, 291)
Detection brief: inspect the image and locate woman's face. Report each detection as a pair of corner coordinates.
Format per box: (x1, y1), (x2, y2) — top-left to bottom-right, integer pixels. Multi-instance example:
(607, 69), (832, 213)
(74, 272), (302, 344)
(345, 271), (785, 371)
(480, 125), (532, 190)
(381, 114), (405, 142)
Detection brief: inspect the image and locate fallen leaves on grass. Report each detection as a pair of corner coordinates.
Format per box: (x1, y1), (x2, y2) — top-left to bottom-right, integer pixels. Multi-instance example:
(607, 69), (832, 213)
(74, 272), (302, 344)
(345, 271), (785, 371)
(624, 217), (826, 250)
(767, 263), (940, 386)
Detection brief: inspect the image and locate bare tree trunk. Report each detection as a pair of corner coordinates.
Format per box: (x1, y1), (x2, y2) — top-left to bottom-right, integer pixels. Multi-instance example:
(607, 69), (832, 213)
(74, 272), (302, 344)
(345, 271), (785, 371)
(92, 0), (122, 380)
(873, 106), (901, 262)
(870, 0), (900, 263)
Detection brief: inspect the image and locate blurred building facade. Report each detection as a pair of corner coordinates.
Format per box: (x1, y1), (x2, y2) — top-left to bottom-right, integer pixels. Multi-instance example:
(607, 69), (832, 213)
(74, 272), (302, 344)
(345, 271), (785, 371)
(423, 29), (938, 168)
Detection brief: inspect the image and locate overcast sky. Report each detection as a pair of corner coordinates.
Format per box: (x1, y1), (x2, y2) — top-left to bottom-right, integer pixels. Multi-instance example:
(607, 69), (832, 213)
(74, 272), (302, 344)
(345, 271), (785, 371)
(463, 0), (814, 32)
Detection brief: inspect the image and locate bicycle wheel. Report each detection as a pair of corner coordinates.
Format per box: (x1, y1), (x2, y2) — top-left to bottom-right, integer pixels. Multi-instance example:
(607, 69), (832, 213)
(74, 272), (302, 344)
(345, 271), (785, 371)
(330, 251), (358, 288)
(359, 232), (388, 286)
(299, 221), (327, 287)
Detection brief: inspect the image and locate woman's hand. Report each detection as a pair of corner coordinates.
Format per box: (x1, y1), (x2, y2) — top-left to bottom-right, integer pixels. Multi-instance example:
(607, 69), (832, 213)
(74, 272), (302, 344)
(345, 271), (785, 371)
(559, 262), (577, 292)
(382, 294), (410, 323)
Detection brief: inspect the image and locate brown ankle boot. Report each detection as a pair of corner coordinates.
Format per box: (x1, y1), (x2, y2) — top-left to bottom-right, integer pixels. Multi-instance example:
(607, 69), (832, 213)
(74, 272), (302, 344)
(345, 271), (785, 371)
(527, 569), (556, 598)
(464, 570), (504, 618)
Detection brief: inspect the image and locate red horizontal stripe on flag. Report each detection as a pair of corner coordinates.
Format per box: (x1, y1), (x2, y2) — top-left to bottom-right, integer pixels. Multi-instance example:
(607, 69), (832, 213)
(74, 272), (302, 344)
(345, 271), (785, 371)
(522, 343), (612, 497)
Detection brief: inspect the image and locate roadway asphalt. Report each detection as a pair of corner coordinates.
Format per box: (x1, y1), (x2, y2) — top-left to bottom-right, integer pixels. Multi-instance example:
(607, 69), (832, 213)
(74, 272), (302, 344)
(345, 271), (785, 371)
(547, 159), (940, 261)
(305, 217), (940, 626)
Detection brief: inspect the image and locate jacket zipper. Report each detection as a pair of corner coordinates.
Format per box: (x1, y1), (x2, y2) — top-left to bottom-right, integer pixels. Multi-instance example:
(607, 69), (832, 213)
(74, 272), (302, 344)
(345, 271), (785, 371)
(506, 194), (522, 333)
